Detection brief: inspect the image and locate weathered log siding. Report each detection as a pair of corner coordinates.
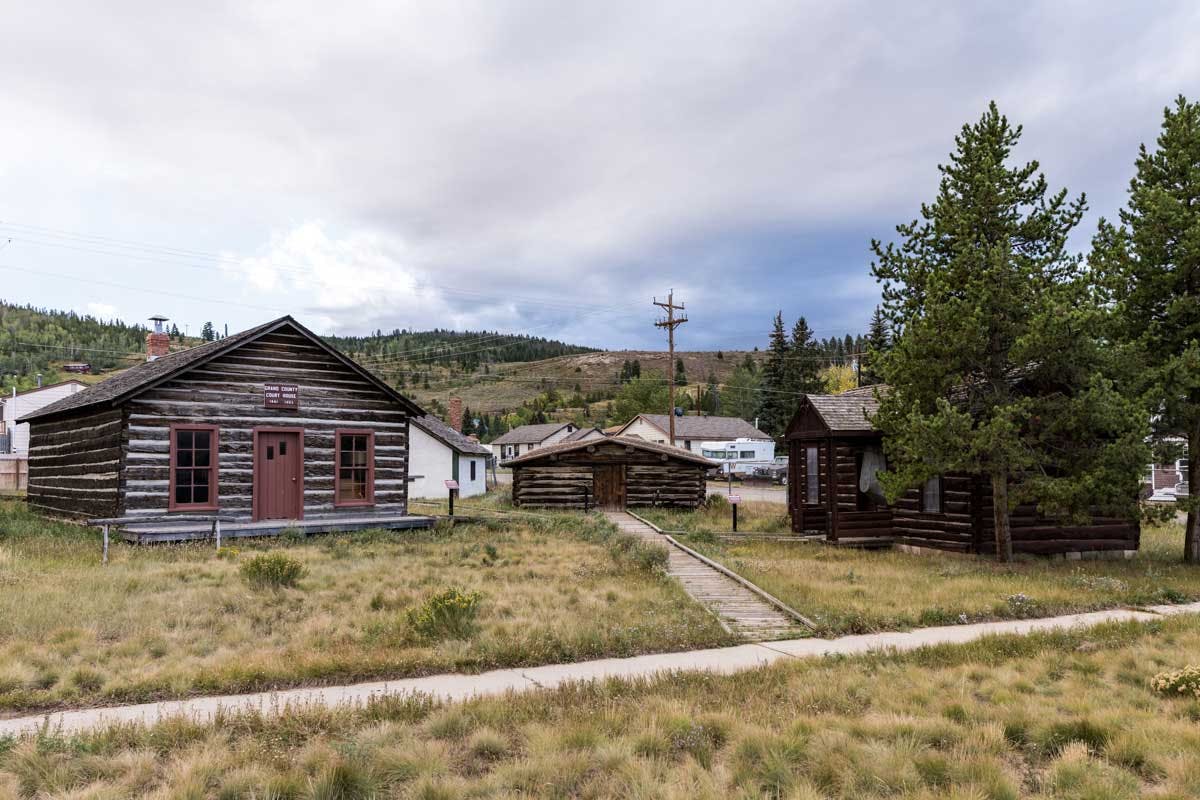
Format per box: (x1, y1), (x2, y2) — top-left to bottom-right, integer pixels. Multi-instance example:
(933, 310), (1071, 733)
(974, 480), (1139, 555)
(890, 474), (975, 552)
(626, 463), (705, 508)
(120, 329), (409, 520)
(512, 465), (593, 508)
(27, 407), (125, 518)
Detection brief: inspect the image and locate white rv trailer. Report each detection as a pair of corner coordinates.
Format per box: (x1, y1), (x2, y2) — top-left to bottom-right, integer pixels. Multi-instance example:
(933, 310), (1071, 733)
(700, 437), (776, 477)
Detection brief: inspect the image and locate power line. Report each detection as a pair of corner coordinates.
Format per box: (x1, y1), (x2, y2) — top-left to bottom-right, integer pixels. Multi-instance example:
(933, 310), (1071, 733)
(653, 290), (687, 443)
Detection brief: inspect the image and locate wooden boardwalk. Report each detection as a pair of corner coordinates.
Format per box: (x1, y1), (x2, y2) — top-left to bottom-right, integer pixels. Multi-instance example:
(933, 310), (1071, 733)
(604, 511), (806, 641)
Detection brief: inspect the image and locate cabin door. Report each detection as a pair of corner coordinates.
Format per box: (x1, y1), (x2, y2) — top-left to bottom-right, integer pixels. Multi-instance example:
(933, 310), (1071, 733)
(593, 464), (625, 510)
(254, 429), (303, 521)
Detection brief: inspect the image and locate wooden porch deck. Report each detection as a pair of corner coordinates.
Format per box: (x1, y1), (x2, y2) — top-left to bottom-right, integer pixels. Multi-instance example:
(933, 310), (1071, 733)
(119, 514), (436, 544)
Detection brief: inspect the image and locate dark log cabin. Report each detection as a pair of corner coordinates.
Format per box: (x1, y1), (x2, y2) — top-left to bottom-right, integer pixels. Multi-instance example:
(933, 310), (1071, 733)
(21, 316), (430, 541)
(786, 388), (1140, 557)
(504, 436), (714, 510)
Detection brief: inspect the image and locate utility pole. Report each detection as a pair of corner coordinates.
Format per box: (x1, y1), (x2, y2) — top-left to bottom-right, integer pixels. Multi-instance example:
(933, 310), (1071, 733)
(653, 290), (687, 445)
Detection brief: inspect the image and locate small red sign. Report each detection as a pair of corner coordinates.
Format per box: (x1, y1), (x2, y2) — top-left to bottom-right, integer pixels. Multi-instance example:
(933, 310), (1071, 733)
(444, 479), (460, 490)
(264, 383), (299, 409)
(728, 494), (742, 504)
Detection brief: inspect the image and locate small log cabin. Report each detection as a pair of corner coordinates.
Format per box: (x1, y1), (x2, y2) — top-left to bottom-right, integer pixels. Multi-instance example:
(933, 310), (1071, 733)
(21, 316), (430, 541)
(786, 388), (1140, 556)
(504, 436), (714, 510)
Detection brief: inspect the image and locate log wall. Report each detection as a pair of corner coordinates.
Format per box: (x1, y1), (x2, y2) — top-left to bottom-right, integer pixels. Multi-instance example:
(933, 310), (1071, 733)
(975, 483), (1139, 555)
(626, 463), (705, 508)
(890, 473), (976, 552)
(119, 328), (410, 521)
(27, 407), (125, 518)
(511, 465), (594, 508)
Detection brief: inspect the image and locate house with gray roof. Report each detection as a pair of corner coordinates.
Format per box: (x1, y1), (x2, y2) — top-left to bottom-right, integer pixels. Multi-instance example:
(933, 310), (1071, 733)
(612, 413), (770, 453)
(490, 421), (578, 462)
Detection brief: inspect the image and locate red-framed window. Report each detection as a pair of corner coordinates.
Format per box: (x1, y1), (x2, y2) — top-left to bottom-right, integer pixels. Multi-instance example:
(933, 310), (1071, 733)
(169, 424), (219, 511)
(335, 428), (375, 507)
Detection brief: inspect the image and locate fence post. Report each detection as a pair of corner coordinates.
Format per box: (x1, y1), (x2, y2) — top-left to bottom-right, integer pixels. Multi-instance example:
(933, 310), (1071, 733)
(215, 519), (222, 550)
(102, 524), (109, 565)
(583, 485), (590, 513)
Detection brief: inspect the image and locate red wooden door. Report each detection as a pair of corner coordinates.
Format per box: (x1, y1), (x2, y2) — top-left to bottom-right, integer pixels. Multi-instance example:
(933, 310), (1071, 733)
(255, 430), (303, 520)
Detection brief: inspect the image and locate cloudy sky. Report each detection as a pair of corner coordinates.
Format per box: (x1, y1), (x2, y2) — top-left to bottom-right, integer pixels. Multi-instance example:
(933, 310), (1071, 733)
(2, 1), (1197, 350)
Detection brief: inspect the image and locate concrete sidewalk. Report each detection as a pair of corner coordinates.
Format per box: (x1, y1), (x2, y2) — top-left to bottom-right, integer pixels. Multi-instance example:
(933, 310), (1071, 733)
(3, 602), (1197, 739)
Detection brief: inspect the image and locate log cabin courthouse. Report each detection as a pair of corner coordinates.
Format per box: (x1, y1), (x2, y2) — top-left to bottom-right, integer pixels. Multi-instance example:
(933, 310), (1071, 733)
(786, 387), (1140, 557)
(21, 316), (429, 540)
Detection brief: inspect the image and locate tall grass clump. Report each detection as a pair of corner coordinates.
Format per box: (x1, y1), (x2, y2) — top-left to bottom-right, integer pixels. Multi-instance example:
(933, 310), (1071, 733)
(407, 588), (482, 641)
(240, 552), (306, 589)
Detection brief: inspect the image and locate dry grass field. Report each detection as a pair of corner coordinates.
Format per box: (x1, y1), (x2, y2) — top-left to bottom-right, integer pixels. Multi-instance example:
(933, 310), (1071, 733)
(3, 615), (1200, 798)
(647, 507), (1200, 635)
(0, 501), (731, 714)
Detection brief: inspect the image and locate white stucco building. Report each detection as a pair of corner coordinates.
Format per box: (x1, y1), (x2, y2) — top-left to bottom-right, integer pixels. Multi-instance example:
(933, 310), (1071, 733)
(490, 421), (578, 462)
(409, 414), (491, 499)
(1, 380), (87, 454)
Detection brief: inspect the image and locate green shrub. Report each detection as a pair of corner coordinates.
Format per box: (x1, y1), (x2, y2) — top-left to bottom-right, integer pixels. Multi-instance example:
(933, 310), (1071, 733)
(1151, 665), (1200, 699)
(407, 588), (482, 641)
(240, 552), (306, 589)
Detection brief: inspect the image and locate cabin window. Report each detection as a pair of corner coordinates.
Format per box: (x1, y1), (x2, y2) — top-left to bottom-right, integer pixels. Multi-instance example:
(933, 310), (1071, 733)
(921, 476), (943, 514)
(470, 459), (477, 481)
(805, 446), (819, 503)
(169, 424), (219, 511)
(335, 429), (375, 507)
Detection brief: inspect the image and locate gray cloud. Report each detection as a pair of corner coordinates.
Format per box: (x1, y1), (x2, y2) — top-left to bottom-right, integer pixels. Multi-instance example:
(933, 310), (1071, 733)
(1, 1), (1197, 347)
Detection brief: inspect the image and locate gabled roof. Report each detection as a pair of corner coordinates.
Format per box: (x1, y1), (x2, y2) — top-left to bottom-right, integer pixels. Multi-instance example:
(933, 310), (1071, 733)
(20, 315), (424, 423)
(562, 426), (606, 443)
(491, 422), (575, 445)
(618, 413), (770, 441)
(501, 435), (716, 468)
(412, 414), (491, 456)
(790, 386), (883, 435)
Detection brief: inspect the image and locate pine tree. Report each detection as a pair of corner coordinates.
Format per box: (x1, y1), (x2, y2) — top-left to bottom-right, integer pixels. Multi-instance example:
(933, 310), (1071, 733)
(788, 317), (824, 396)
(169, 323), (180, 338)
(675, 357), (687, 386)
(860, 306), (891, 385)
(200, 321), (215, 342)
(758, 311), (792, 435)
(871, 102), (1147, 562)
(1093, 95), (1200, 561)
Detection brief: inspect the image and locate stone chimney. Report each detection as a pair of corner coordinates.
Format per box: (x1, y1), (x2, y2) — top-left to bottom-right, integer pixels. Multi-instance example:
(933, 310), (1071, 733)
(448, 397), (464, 433)
(146, 315), (170, 361)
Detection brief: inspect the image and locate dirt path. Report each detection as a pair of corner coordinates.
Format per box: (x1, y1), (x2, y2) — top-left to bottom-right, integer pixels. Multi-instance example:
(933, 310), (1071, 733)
(3, 602), (1196, 739)
(605, 511), (814, 639)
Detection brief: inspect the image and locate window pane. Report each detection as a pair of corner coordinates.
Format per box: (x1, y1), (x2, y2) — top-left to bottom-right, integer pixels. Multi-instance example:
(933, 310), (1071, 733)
(194, 469), (209, 486)
(340, 449), (353, 467)
(177, 430), (193, 449)
(193, 485), (209, 504)
(177, 449), (193, 467)
(806, 447), (819, 502)
(175, 484), (191, 504)
(352, 449), (367, 467)
(278, 441), (286, 456)
(194, 431), (210, 450)
(193, 448), (209, 467)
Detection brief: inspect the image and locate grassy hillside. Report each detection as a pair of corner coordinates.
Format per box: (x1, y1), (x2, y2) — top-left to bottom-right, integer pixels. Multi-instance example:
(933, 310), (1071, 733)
(396, 349), (764, 416)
